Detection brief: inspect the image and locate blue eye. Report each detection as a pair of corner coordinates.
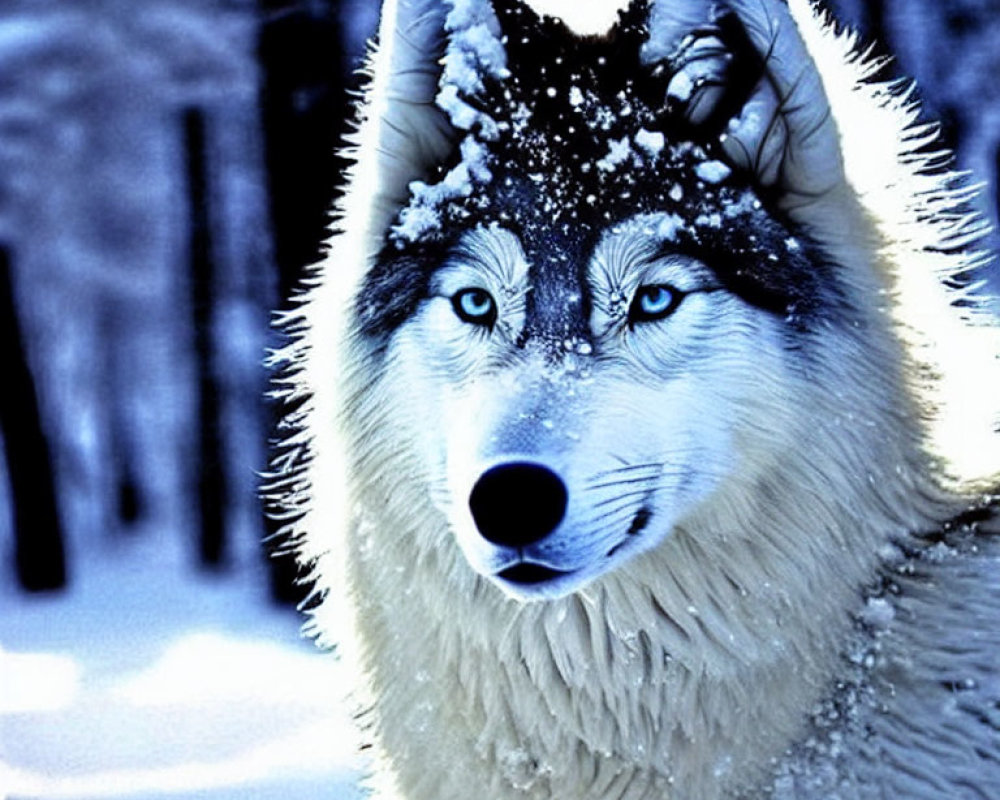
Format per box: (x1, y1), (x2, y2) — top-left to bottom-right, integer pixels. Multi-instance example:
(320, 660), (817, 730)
(629, 284), (681, 325)
(452, 288), (497, 327)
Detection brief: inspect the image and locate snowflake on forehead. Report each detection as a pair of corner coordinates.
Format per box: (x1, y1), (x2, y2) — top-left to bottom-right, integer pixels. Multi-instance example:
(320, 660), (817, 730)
(475, 0), (676, 207)
(389, 0), (761, 252)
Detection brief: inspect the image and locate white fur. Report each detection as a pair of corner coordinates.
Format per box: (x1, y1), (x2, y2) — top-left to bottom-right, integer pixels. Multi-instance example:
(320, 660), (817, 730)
(785, 0), (1000, 489)
(270, 1), (1000, 798)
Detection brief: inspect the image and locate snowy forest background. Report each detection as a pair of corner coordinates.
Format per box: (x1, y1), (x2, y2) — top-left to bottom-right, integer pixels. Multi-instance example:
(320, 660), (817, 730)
(1, 1), (998, 798)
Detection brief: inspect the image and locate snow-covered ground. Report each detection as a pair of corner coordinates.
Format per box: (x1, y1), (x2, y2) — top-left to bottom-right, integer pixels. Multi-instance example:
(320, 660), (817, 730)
(0, 537), (366, 800)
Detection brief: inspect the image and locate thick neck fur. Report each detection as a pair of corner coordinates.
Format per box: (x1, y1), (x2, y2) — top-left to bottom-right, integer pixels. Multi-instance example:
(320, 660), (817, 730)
(338, 460), (956, 800)
(303, 168), (973, 799)
(320, 284), (960, 799)
(274, 2), (1000, 798)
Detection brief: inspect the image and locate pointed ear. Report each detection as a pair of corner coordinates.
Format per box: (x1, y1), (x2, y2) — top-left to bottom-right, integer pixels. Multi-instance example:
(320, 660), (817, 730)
(354, 0), (513, 252)
(359, 0), (458, 247)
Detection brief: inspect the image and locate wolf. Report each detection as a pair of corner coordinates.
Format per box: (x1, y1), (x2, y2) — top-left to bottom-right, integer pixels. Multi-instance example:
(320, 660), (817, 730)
(270, 0), (1000, 797)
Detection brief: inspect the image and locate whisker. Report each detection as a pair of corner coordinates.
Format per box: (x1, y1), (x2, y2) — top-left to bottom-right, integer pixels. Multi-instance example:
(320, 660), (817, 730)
(593, 488), (657, 509)
(587, 506), (642, 527)
(587, 474), (662, 492)
(588, 462), (664, 483)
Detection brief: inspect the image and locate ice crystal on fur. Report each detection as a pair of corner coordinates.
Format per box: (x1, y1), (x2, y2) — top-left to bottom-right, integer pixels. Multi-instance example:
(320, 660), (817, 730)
(389, 0), (826, 324)
(392, 137), (493, 243)
(695, 159), (732, 184)
(390, 0), (509, 246)
(272, 1), (1000, 799)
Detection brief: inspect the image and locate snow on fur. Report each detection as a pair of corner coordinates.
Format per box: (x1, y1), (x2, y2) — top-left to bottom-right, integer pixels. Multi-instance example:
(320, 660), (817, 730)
(269, 1), (1000, 799)
(388, 0), (506, 245)
(786, 0), (1000, 489)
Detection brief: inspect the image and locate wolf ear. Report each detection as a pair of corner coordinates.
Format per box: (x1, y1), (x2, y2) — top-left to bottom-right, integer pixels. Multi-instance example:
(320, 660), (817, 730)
(358, 0), (643, 251)
(358, 0), (461, 247)
(358, 0), (522, 251)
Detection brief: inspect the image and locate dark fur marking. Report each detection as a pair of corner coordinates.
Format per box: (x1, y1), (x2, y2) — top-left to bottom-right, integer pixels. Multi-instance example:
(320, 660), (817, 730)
(357, 240), (451, 339)
(363, 0), (848, 344)
(627, 507), (652, 536)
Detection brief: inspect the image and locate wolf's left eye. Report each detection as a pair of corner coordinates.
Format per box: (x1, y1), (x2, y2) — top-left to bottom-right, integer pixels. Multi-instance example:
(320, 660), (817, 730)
(452, 288), (497, 328)
(629, 284), (682, 325)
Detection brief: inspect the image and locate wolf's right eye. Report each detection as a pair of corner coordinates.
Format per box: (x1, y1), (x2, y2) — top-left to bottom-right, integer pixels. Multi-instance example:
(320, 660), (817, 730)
(452, 288), (497, 328)
(628, 284), (682, 326)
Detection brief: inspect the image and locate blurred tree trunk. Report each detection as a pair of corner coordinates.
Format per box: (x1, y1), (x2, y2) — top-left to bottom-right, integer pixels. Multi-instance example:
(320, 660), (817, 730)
(861, 0), (887, 57)
(184, 107), (228, 570)
(257, 0), (348, 604)
(99, 309), (144, 531)
(257, 0), (348, 301)
(0, 246), (67, 592)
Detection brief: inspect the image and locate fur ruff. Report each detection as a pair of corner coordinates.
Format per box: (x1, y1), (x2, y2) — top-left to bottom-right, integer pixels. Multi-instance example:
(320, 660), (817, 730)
(268, 1), (1000, 797)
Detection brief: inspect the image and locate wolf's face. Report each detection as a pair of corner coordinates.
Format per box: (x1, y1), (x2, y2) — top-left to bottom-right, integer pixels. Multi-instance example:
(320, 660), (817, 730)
(381, 212), (801, 599)
(356, 1), (831, 600)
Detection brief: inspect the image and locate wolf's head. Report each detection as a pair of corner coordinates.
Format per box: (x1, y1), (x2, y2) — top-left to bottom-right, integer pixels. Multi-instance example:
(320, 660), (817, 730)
(344, 2), (861, 601)
(286, 0), (999, 608)
(274, 3), (1000, 796)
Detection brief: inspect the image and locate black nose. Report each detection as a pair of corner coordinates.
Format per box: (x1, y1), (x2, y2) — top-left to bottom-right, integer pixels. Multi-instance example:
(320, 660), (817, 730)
(469, 463), (568, 548)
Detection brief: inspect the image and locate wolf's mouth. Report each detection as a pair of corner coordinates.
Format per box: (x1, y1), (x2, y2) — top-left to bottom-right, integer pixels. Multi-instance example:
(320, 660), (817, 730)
(496, 563), (573, 585)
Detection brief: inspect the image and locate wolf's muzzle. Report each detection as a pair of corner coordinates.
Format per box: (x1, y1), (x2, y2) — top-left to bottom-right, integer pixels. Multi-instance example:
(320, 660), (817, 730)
(468, 462), (567, 548)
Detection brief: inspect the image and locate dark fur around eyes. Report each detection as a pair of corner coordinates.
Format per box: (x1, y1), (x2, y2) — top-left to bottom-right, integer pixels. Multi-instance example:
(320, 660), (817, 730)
(356, 243), (444, 340)
(359, 0), (854, 345)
